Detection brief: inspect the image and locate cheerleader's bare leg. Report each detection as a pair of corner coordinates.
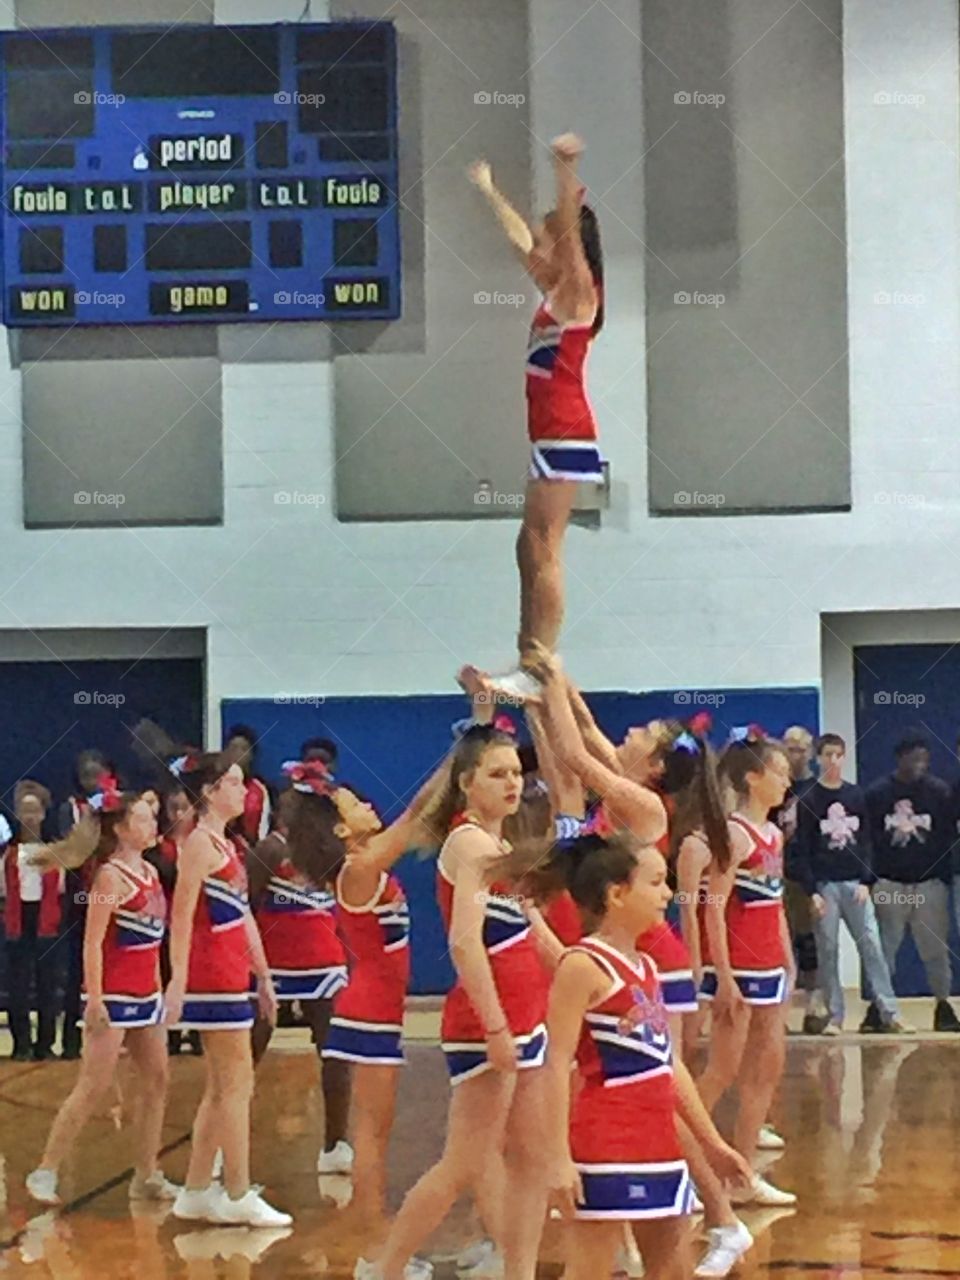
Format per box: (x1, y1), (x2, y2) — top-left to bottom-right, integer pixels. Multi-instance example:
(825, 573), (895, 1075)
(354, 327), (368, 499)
(562, 1221), (621, 1280)
(187, 1029), (253, 1196)
(498, 1068), (548, 1278)
(631, 1216), (692, 1280)
(516, 478), (578, 659)
(697, 999), (750, 1112)
(36, 1026), (125, 1170)
(351, 1063), (401, 1227)
(125, 1025), (170, 1178)
(377, 1070), (513, 1280)
(732, 1005), (785, 1160)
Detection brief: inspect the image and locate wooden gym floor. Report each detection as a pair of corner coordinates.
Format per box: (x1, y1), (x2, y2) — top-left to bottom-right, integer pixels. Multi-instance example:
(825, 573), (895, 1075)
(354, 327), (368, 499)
(1, 1000), (959, 1279)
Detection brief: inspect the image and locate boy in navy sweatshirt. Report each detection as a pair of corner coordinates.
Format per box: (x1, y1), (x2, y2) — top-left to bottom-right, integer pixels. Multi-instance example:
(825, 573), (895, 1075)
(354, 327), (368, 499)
(865, 732), (960, 1033)
(795, 735), (909, 1034)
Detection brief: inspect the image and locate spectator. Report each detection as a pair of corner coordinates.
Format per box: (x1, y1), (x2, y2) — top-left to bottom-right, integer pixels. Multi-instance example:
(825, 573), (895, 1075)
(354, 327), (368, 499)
(794, 735), (910, 1035)
(301, 737), (338, 771)
(865, 732), (960, 1033)
(771, 725), (825, 1033)
(4, 782), (62, 1061)
(223, 724), (272, 845)
(57, 748), (109, 1059)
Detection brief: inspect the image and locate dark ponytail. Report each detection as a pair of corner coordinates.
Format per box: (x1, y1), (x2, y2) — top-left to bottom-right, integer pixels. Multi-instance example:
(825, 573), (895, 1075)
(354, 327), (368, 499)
(659, 725), (731, 873)
(580, 204), (604, 335)
(539, 831), (638, 922)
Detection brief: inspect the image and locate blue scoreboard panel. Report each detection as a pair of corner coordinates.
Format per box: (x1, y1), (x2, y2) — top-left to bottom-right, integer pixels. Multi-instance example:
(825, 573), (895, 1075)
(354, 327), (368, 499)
(0, 21), (400, 326)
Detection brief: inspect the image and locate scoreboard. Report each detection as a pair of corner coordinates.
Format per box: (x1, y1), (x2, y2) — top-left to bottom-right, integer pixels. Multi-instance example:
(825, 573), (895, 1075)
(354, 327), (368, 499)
(0, 21), (400, 327)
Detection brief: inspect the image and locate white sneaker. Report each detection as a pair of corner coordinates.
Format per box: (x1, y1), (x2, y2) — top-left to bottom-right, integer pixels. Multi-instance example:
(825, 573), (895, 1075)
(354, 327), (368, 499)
(208, 1187), (293, 1228)
(354, 1260), (434, 1280)
(25, 1169), (59, 1205)
(731, 1173), (796, 1207)
(457, 1239), (499, 1274)
(317, 1139), (354, 1174)
(487, 668), (542, 702)
(172, 1184), (225, 1222)
(211, 1148), (224, 1179)
(756, 1124), (785, 1150)
(457, 1239), (503, 1277)
(821, 1022), (841, 1037)
(129, 1170), (180, 1201)
(694, 1221), (754, 1278)
(318, 1173), (354, 1209)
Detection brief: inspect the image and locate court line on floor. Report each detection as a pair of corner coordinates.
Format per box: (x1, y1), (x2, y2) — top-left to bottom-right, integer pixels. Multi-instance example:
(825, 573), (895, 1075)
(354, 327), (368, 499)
(0, 1130), (192, 1254)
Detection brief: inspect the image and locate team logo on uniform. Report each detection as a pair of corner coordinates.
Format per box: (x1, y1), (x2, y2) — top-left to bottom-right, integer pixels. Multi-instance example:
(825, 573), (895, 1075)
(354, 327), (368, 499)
(618, 985), (670, 1037)
(885, 799), (931, 847)
(820, 802), (860, 851)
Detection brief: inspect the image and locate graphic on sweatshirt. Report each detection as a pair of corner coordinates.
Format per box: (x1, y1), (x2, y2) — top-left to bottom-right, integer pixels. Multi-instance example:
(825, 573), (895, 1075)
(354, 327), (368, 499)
(884, 798), (931, 847)
(820, 802), (860, 851)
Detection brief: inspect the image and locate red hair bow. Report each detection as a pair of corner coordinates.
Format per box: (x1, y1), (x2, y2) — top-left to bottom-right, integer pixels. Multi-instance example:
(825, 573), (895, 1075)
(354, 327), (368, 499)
(688, 711), (712, 737)
(583, 806), (614, 838)
(749, 723), (766, 741)
(282, 759), (335, 796)
(92, 772), (123, 813)
(493, 714), (517, 736)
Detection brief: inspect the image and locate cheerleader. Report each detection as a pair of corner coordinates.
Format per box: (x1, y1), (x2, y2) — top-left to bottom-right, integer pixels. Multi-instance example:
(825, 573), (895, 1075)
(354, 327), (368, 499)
(248, 760), (351, 1174)
(223, 724), (272, 845)
(697, 729), (797, 1207)
(363, 724), (560, 1280)
(543, 831), (750, 1280)
(164, 752), (290, 1229)
(25, 779), (177, 1206)
(536, 665), (756, 1277)
(468, 132), (603, 699)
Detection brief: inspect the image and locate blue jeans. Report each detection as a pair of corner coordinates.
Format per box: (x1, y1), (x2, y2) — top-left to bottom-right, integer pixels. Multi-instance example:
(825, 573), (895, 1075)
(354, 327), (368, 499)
(815, 881), (898, 1025)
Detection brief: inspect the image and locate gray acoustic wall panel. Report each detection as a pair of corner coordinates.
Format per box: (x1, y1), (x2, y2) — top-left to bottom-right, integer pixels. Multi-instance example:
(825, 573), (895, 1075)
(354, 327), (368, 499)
(644, 0), (849, 515)
(22, 357), (222, 526)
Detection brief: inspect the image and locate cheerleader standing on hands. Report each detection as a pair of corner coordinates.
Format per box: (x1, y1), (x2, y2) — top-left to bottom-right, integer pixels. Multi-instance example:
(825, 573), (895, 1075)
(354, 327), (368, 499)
(26, 779), (177, 1206)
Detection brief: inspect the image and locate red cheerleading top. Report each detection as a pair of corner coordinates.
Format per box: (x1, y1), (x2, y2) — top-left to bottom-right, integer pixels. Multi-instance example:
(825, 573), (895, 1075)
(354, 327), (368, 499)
(569, 936), (680, 1164)
(99, 860), (166, 999)
(186, 833), (252, 995)
(526, 295), (598, 443)
(437, 822), (547, 1042)
(726, 813), (785, 971)
(333, 870), (409, 1023)
(258, 857), (345, 971)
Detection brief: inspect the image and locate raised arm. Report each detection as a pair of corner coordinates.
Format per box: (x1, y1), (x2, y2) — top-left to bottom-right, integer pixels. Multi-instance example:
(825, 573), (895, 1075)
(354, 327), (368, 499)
(564, 676), (621, 775)
(541, 662), (666, 845)
(468, 160), (534, 261)
(359, 747), (456, 878)
(526, 704), (585, 819)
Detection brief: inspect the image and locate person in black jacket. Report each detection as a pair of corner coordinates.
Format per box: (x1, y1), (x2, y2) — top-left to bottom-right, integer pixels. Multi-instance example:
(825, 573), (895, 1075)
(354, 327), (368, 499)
(795, 735), (909, 1035)
(865, 732), (960, 1033)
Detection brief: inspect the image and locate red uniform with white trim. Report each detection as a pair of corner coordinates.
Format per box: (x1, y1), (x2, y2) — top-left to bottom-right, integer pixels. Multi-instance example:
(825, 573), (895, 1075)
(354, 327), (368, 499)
(568, 935), (692, 1219)
(437, 821), (547, 1085)
(526, 293), (603, 482)
(182, 832), (254, 1029)
(700, 813), (787, 1006)
(93, 860), (166, 1027)
(255, 850), (347, 1002)
(322, 870), (410, 1065)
